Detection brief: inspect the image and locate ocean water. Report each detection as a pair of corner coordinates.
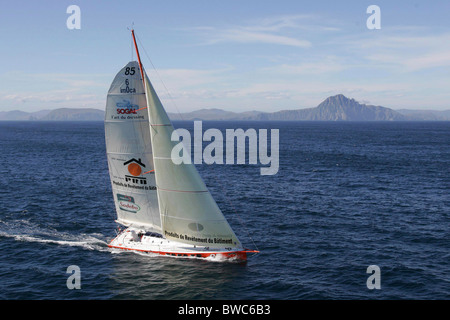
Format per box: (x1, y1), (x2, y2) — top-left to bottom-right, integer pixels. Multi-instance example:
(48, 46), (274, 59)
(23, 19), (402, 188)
(0, 120), (448, 300)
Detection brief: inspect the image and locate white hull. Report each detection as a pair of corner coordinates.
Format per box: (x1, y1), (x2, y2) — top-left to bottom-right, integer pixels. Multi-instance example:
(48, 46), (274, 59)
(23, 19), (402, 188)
(108, 227), (257, 261)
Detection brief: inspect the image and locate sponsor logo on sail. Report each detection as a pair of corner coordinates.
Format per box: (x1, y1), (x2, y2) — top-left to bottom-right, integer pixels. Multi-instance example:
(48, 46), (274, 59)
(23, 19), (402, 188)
(120, 78), (137, 93)
(116, 100), (139, 114)
(124, 158), (147, 185)
(110, 157), (156, 191)
(117, 194), (140, 213)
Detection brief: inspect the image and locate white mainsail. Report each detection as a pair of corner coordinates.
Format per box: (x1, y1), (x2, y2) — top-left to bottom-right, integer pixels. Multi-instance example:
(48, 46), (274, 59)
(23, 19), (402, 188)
(105, 61), (161, 232)
(143, 74), (242, 249)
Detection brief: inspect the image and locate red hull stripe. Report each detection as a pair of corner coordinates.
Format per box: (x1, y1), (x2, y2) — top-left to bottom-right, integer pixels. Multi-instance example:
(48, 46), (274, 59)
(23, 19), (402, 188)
(107, 244), (258, 260)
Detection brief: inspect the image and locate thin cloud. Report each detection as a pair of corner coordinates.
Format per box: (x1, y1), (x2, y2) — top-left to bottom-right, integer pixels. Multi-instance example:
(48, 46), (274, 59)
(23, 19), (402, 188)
(347, 31), (450, 72)
(0, 72), (109, 110)
(187, 14), (342, 48)
(246, 14), (341, 32)
(262, 56), (346, 75)
(209, 29), (311, 48)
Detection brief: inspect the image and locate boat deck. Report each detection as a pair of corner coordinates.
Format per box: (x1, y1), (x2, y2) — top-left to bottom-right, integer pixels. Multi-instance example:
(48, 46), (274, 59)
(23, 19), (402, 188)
(108, 228), (258, 261)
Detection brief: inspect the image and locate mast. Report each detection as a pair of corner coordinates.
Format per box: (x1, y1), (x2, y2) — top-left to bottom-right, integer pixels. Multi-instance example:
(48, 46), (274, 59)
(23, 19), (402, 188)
(131, 29), (145, 86)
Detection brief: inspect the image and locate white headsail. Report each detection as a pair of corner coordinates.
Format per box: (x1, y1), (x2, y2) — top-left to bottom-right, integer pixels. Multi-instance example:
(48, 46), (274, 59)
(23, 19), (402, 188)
(105, 61), (161, 232)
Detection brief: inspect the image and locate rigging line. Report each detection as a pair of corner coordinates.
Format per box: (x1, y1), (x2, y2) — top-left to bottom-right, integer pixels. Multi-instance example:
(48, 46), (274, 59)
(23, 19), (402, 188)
(127, 25), (134, 61)
(134, 34), (185, 122)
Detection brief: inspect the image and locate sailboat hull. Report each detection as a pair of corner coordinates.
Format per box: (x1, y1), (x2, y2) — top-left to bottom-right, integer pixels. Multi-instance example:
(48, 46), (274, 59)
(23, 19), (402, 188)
(104, 31), (259, 261)
(108, 227), (257, 261)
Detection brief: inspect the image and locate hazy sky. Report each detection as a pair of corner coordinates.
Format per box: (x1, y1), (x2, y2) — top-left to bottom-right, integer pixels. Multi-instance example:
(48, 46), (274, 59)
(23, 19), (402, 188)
(0, 0), (449, 113)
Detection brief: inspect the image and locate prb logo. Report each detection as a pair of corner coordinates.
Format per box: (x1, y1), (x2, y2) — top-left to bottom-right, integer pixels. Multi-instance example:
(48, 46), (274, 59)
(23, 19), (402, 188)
(124, 158), (147, 185)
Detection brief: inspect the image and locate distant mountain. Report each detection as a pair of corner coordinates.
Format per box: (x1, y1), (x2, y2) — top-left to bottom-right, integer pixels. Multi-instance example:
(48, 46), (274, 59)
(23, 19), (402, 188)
(0, 108), (103, 121)
(170, 94), (410, 121)
(40, 108), (104, 121)
(27, 109), (52, 120)
(292, 94), (406, 121)
(0, 109), (51, 121)
(168, 108), (266, 121)
(396, 109), (450, 121)
(1, 94), (448, 121)
(0, 110), (32, 121)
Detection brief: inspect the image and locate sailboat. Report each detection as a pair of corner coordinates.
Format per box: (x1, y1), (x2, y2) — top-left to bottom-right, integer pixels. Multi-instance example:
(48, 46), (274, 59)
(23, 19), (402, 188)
(105, 30), (258, 261)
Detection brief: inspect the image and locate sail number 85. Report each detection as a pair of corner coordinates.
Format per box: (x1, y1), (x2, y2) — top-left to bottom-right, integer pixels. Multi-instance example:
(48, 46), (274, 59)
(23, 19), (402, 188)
(125, 67), (136, 75)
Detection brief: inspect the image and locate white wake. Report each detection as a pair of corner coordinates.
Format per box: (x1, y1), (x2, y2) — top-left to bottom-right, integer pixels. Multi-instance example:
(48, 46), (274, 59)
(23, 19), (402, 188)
(0, 219), (110, 252)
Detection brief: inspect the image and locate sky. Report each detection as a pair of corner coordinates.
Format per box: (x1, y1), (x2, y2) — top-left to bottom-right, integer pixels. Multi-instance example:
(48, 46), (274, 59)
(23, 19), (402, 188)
(0, 0), (449, 113)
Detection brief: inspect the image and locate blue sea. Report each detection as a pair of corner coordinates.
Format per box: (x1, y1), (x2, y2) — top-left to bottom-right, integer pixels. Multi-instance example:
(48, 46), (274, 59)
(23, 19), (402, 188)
(0, 120), (448, 300)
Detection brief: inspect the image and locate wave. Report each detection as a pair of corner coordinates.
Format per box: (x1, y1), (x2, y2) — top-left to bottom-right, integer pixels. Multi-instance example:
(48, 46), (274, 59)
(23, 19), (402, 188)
(0, 219), (110, 252)
(0, 232), (110, 252)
